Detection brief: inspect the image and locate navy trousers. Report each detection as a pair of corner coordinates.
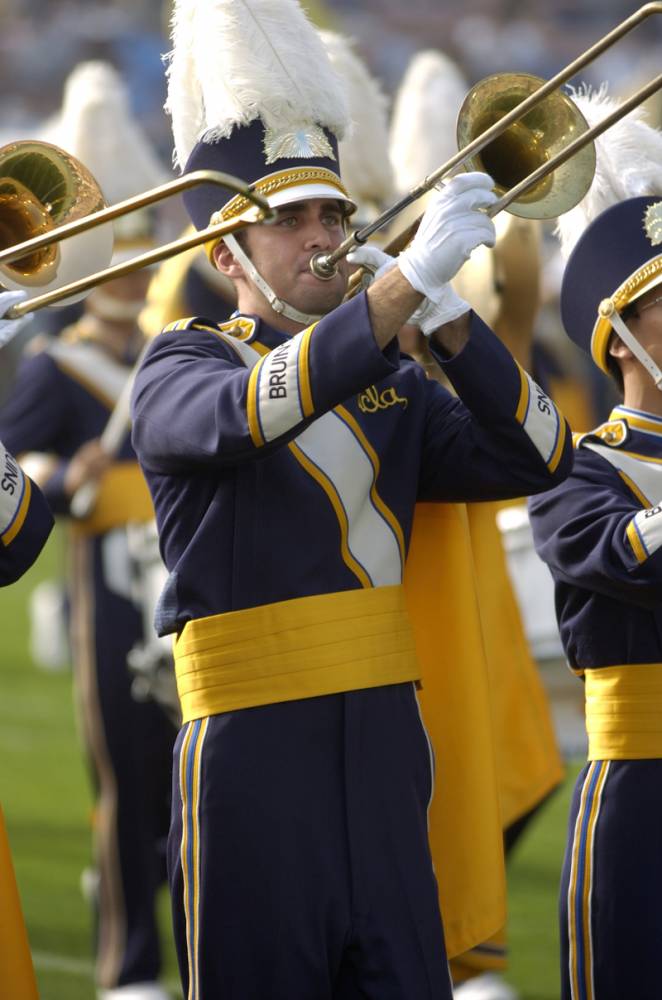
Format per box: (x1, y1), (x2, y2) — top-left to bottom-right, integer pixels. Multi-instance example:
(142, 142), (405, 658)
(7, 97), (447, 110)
(168, 682), (453, 999)
(560, 759), (662, 1000)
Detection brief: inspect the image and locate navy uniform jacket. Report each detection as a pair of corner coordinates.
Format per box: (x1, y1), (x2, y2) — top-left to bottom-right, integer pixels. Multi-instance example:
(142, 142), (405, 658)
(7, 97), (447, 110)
(131, 293), (572, 636)
(0, 442), (53, 585)
(529, 405), (662, 672)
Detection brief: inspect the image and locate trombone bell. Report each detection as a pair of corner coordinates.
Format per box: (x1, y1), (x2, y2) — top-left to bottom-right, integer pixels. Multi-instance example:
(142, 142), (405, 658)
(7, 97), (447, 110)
(0, 141), (113, 304)
(457, 73), (597, 220)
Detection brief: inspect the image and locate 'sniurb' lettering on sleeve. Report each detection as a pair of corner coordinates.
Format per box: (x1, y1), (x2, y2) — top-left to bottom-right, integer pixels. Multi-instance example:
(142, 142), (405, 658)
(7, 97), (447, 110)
(0, 442), (27, 543)
(515, 365), (566, 473)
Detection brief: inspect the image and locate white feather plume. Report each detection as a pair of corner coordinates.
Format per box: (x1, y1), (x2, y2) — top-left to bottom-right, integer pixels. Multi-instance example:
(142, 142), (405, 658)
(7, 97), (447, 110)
(319, 30), (394, 212)
(556, 84), (662, 259)
(165, 0), (351, 170)
(389, 50), (468, 196)
(43, 61), (168, 204)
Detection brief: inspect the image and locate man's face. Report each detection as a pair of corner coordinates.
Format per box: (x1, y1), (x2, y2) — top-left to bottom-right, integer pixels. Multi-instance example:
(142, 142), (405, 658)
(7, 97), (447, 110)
(626, 285), (662, 363)
(236, 198), (350, 318)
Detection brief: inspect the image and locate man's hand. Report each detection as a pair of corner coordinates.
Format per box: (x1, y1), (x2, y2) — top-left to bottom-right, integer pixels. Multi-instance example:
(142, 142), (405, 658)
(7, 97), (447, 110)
(0, 290), (33, 348)
(398, 173), (497, 304)
(64, 439), (112, 498)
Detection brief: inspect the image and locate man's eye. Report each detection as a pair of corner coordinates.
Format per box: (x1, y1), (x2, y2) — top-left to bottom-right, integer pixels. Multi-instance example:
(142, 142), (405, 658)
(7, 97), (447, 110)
(323, 214), (342, 227)
(278, 216), (297, 227)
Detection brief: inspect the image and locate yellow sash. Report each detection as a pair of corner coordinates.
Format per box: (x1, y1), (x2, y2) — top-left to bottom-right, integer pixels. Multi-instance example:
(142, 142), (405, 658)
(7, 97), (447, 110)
(174, 584), (420, 720)
(585, 663), (662, 759)
(70, 463), (155, 536)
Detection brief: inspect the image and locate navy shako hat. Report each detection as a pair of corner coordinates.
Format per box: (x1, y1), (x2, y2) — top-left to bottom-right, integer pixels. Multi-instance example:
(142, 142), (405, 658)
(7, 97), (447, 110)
(165, 0), (355, 251)
(561, 197), (662, 373)
(182, 118), (351, 233)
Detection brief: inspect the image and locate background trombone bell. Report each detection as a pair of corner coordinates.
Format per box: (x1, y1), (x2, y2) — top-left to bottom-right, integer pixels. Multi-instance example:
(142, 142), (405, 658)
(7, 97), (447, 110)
(457, 73), (596, 220)
(0, 140), (113, 304)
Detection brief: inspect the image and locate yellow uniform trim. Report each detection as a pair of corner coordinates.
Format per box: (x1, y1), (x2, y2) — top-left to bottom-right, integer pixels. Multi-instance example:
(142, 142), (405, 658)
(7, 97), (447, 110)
(613, 410), (662, 436)
(288, 441), (372, 587)
(585, 663), (662, 759)
(617, 469), (651, 507)
(69, 464), (154, 536)
(218, 317), (257, 341)
(626, 518), (648, 563)
(335, 405), (406, 569)
(246, 358), (266, 447)
(219, 167), (351, 222)
(515, 366), (530, 424)
(178, 724), (194, 998)
(548, 412), (567, 474)
(297, 324), (317, 418)
(174, 584), (419, 721)
(1, 475), (31, 546)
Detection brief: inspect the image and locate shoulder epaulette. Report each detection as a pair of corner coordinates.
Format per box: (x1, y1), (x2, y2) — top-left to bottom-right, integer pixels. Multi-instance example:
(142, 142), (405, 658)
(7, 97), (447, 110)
(161, 315), (257, 342)
(574, 418), (629, 450)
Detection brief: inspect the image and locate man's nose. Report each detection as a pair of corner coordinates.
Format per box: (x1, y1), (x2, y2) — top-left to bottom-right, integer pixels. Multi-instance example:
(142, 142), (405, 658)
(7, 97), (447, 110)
(303, 221), (332, 250)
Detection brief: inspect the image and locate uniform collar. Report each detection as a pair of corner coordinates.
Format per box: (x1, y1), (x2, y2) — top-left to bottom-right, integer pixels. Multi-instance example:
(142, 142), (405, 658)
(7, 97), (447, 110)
(611, 405), (662, 439)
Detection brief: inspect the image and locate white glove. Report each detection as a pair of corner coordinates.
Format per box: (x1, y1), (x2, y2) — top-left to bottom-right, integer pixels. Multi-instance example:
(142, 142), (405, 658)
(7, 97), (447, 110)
(346, 244), (397, 282)
(0, 290), (32, 348)
(409, 287), (471, 336)
(348, 244), (470, 336)
(398, 172), (497, 304)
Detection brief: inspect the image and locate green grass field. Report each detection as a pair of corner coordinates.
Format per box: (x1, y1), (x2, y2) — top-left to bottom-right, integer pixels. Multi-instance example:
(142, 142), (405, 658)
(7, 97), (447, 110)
(1, 527), (578, 999)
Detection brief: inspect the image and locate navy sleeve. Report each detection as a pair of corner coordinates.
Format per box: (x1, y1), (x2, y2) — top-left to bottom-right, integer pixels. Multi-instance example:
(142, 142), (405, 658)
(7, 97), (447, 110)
(0, 444), (53, 586)
(529, 445), (662, 609)
(131, 294), (398, 473)
(418, 314), (573, 502)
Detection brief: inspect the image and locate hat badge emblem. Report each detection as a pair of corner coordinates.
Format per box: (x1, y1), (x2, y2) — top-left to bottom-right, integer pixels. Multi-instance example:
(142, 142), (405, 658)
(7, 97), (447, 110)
(644, 202), (662, 247)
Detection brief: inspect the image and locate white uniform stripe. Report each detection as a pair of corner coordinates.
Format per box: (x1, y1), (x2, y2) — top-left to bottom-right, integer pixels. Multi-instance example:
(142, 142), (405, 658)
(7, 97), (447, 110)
(520, 371), (561, 466)
(294, 411), (402, 586)
(0, 442), (25, 535)
(257, 335), (305, 443)
(583, 443), (662, 506)
(632, 505), (662, 557)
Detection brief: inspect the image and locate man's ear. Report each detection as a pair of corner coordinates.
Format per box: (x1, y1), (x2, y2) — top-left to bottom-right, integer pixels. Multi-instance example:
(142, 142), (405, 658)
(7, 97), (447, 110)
(608, 330), (634, 362)
(213, 239), (244, 279)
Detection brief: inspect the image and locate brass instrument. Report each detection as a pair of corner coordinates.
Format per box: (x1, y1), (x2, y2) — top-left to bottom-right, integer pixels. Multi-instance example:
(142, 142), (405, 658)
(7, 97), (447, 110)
(313, 1), (662, 280)
(0, 141), (274, 319)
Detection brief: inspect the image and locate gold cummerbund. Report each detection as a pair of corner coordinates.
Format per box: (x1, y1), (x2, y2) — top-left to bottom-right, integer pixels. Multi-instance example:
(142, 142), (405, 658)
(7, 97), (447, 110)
(585, 663), (662, 760)
(70, 462), (154, 537)
(174, 584), (420, 722)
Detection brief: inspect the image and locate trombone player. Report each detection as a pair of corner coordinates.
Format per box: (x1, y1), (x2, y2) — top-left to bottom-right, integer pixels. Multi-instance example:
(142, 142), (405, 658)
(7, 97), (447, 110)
(128, 1), (572, 997)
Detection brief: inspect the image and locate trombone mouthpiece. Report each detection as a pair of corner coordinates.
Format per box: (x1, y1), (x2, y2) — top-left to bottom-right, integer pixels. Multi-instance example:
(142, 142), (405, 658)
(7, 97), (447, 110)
(310, 252), (338, 280)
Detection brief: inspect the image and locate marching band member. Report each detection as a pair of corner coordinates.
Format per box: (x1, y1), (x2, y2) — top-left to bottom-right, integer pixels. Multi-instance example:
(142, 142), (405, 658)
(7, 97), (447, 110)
(0, 63), (176, 1000)
(528, 89), (662, 999)
(389, 48), (564, 1000)
(0, 292), (53, 585)
(130, 1), (572, 997)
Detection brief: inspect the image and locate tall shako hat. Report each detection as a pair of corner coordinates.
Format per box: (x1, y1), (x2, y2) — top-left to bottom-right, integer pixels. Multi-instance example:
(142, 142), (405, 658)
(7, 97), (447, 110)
(319, 30), (394, 226)
(165, 0), (355, 233)
(557, 88), (662, 376)
(45, 61), (168, 257)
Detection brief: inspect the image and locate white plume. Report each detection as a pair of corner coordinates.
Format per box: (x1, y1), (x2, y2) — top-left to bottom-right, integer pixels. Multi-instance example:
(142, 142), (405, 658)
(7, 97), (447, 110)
(556, 84), (662, 259)
(43, 61), (168, 204)
(389, 50), (468, 195)
(165, 0), (351, 170)
(319, 30), (394, 212)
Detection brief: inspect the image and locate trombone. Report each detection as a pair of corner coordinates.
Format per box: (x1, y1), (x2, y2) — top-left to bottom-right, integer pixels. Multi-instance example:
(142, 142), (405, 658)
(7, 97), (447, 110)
(312, 1), (662, 280)
(0, 144), (274, 319)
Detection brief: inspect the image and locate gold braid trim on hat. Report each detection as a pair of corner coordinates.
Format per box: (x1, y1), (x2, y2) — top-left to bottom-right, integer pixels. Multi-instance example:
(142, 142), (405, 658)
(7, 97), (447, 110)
(591, 255), (662, 372)
(215, 167), (350, 222)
